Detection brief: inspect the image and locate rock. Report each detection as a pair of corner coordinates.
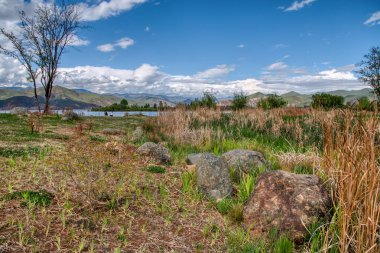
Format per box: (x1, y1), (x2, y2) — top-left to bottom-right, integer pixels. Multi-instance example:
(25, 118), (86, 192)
(62, 110), (79, 120)
(131, 127), (144, 142)
(222, 149), (268, 177)
(194, 153), (232, 200)
(102, 128), (124, 135)
(10, 107), (28, 115)
(243, 170), (331, 242)
(137, 142), (171, 164)
(186, 153), (203, 165)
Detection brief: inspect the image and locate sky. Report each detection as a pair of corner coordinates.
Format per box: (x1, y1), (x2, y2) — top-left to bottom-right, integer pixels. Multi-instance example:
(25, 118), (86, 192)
(0, 0), (379, 97)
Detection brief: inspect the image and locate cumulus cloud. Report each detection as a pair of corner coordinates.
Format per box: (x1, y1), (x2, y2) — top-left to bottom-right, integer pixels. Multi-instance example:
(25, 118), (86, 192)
(78, 0), (148, 22)
(266, 62), (288, 71)
(364, 11), (380, 26)
(284, 0), (317, 12)
(0, 59), (366, 96)
(194, 65), (235, 79)
(97, 37), (134, 52)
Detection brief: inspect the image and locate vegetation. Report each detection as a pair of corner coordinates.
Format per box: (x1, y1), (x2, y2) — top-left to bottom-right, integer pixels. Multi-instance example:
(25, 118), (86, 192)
(231, 92), (249, 110)
(93, 98), (159, 111)
(0, 107), (378, 252)
(189, 92), (217, 109)
(311, 93), (345, 109)
(257, 95), (287, 110)
(0, 1), (83, 113)
(357, 46), (380, 100)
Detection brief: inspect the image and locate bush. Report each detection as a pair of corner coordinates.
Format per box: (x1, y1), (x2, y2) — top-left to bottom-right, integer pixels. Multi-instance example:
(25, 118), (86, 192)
(232, 92), (248, 110)
(356, 97), (375, 111)
(257, 95), (287, 110)
(189, 92), (217, 109)
(311, 93), (344, 109)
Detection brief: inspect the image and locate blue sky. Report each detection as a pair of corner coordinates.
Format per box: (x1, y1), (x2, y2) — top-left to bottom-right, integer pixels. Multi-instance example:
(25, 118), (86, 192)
(0, 0), (379, 96)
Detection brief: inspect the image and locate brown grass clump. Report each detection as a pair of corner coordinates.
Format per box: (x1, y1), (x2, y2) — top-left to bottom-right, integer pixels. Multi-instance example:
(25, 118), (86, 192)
(319, 110), (380, 252)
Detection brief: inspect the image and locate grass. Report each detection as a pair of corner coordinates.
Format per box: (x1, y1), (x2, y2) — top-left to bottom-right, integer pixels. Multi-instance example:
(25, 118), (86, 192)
(144, 165), (166, 173)
(0, 108), (378, 252)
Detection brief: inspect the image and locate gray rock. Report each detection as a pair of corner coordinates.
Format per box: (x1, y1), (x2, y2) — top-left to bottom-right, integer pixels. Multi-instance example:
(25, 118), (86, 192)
(222, 149), (268, 177)
(137, 142), (171, 164)
(62, 110), (79, 120)
(10, 107), (28, 115)
(244, 170), (331, 242)
(186, 153), (203, 165)
(195, 153), (232, 200)
(131, 127), (144, 142)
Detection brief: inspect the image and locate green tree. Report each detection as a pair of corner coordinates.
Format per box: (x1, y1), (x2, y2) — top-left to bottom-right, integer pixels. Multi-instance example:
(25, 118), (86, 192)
(257, 95), (287, 110)
(120, 99), (129, 107)
(201, 92), (217, 109)
(232, 92), (248, 110)
(357, 46), (380, 100)
(356, 97), (375, 111)
(311, 93), (344, 109)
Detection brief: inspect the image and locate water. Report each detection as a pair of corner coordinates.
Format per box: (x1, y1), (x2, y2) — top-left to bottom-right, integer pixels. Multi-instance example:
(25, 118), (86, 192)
(0, 109), (158, 117)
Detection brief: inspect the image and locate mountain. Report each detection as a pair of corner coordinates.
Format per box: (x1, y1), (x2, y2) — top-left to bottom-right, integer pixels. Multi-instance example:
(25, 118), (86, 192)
(113, 93), (191, 106)
(0, 86), (121, 109)
(247, 88), (374, 107)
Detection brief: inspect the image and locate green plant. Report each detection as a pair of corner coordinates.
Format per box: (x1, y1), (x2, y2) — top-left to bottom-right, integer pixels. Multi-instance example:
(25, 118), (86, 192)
(257, 95), (287, 110)
(273, 235), (294, 253)
(3, 190), (53, 207)
(237, 174), (255, 203)
(144, 165), (166, 173)
(311, 93), (344, 109)
(232, 92), (249, 110)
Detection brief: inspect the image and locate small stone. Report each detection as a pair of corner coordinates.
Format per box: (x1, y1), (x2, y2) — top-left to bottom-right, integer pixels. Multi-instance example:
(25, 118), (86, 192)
(137, 142), (171, 164)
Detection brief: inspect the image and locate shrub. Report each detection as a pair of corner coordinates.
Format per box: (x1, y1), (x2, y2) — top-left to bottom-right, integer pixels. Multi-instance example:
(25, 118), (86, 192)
(189, 92), (217, 109)
(145, 165), (166, 173)
(257, 95), (287, 110)
(356, 96), (375, 111)
(232, 92), (248, 110)
(311, 93), (344, 109)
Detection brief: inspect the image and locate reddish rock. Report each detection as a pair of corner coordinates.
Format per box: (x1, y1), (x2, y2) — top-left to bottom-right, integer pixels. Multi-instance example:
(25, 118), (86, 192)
(243, 170), (331, 242)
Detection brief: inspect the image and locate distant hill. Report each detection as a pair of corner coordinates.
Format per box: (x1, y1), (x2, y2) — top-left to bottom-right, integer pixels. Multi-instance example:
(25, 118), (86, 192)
(247, 88), (374, 107)
(0, 86), (121, 109)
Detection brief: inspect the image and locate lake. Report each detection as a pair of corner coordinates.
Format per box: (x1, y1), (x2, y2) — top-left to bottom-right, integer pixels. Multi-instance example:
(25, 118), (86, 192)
(0, 109), (158, 117)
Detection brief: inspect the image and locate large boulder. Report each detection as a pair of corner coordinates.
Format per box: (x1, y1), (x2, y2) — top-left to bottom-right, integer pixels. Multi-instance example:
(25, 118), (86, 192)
(10, 107), (28, 115)
(244, 170), (331, 242)
(137, 142), (171, 164)
(222, 149), (269, 177)
(186, 153), (203, 166)
(194, 153), (232, 200)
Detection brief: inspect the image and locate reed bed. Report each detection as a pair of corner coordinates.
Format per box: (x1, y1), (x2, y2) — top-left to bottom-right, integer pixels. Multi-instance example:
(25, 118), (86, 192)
(152, 108), (380, 252)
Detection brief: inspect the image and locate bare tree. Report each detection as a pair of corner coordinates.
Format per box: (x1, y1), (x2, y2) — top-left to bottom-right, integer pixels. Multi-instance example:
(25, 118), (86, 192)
(0, 24), (41, 112)
(0, 1), (82, 113)
(357, 46), (380, 100)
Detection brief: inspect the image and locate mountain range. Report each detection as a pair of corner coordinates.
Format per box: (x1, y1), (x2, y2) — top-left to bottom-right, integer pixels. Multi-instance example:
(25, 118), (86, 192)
(0, 86), (375, 109)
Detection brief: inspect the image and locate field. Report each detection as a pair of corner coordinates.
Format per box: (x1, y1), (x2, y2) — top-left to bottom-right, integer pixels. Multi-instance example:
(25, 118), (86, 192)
(0, 109), (379, 252)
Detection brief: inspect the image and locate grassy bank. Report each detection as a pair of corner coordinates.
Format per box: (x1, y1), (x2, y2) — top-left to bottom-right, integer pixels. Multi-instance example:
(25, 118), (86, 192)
(0, 109), (378, 252)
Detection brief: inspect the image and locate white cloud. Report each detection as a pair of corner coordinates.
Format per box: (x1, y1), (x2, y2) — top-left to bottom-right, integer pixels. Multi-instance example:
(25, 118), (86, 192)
(274, 43), (288, 49)
(69, 35), (90, 46)
(194, 65), (235, 79)
(266, 62), (288, 71)
(97, 37), (134, 52)
(145, 26), (150, 32)
(284, 0), (317, 12)
(116, 37), (134, 49)
(238, 44), (245, 48)
(97, 43), (115, 52)
(364, 11), (380, 26)
(0, 58), (366, 96)
(78, 0), (148, 22)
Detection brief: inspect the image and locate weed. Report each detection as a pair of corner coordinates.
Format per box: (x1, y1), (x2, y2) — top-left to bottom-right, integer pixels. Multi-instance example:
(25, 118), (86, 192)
(3, 190), (53, 207)
(144, 165), (166, 173)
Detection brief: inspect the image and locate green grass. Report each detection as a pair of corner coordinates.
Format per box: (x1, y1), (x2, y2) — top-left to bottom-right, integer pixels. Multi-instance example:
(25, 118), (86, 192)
(2, 190), (53, 207)
(0, 146), (49, 158)
(144, 165), (166, 173)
